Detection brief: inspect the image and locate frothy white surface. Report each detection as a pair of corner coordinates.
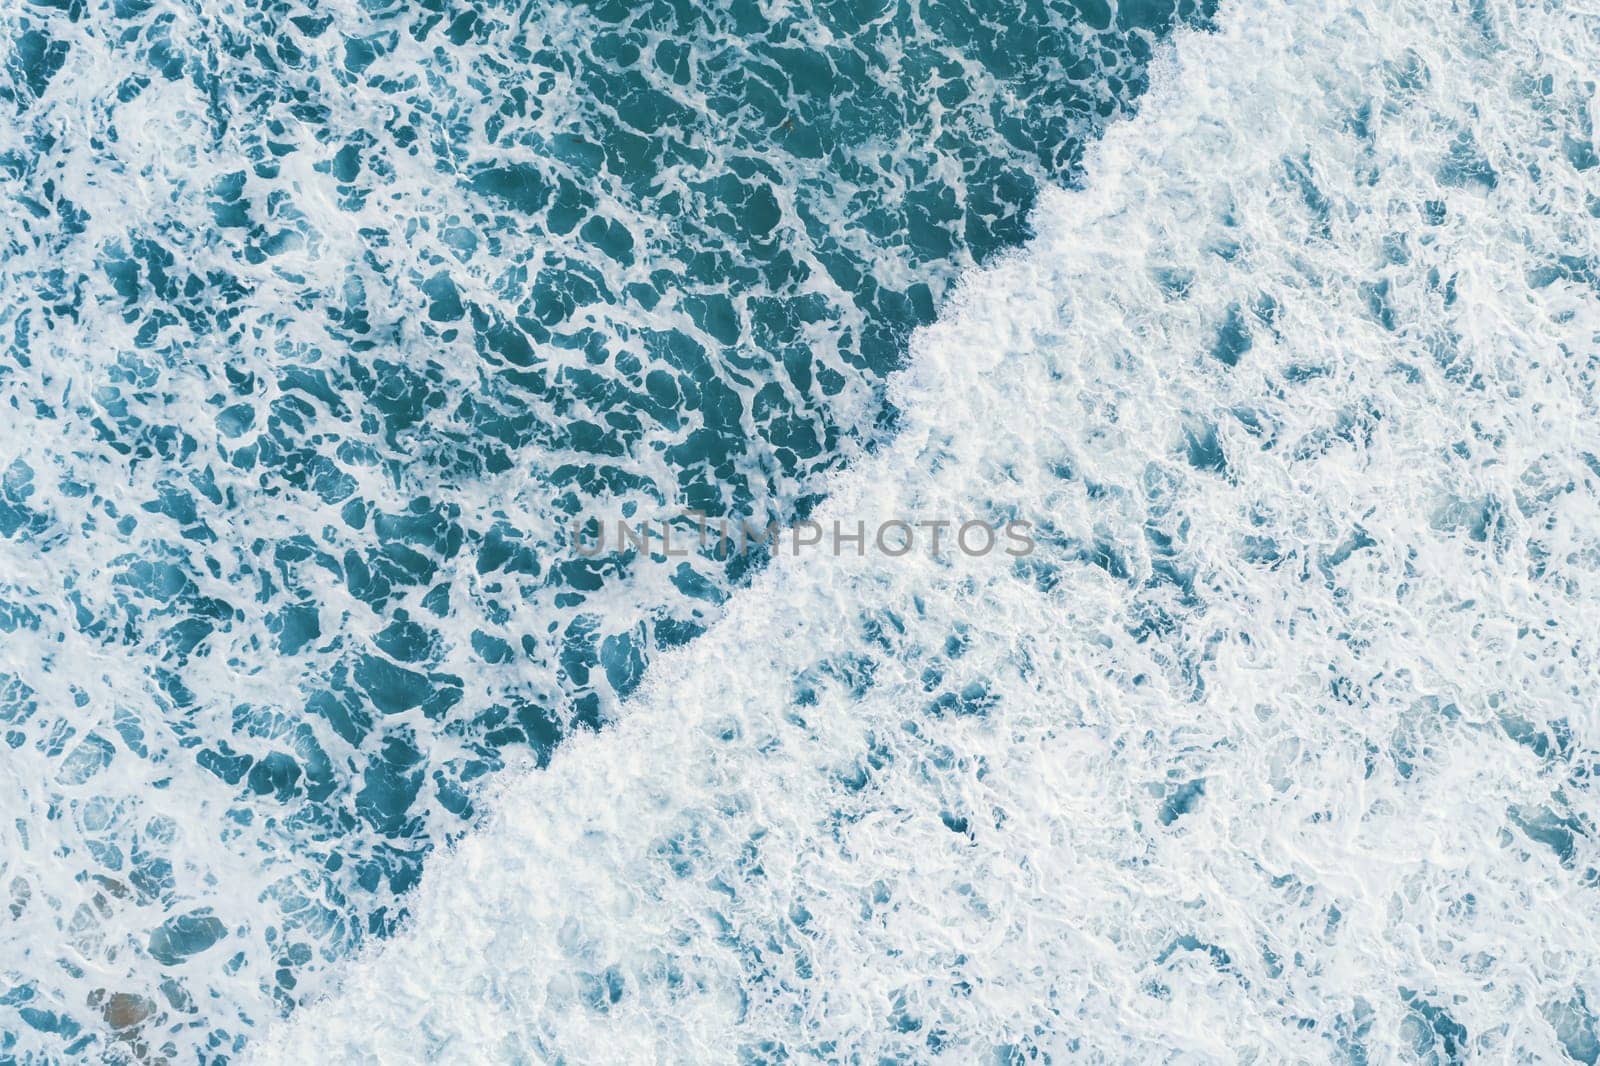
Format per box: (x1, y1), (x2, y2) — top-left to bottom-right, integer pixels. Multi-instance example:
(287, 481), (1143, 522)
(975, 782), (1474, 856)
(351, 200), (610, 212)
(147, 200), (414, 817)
(255, 0), (1600, 1060)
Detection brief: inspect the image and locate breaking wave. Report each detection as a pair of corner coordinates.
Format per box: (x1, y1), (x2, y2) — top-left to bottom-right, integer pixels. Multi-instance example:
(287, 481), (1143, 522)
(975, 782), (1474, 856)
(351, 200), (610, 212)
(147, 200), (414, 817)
(0, 0), (1207, 1059)
(254, 0), (1600, 1060)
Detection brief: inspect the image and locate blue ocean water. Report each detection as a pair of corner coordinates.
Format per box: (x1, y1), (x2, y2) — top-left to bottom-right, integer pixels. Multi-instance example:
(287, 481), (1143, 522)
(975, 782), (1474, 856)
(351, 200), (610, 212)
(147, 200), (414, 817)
(0, 0), (1213, 1060)
(248, 0), (1600, 1060)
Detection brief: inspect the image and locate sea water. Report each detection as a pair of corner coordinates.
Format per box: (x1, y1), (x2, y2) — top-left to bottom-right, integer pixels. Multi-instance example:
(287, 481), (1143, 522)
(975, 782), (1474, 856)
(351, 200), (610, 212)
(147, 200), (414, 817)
(250, 0), (1600, 1061)
(0, 0), (1211, 1060)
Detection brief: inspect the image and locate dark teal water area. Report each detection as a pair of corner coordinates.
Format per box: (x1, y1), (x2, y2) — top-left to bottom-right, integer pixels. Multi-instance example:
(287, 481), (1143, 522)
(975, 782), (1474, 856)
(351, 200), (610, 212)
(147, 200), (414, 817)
(0, 0), (1211, 1057)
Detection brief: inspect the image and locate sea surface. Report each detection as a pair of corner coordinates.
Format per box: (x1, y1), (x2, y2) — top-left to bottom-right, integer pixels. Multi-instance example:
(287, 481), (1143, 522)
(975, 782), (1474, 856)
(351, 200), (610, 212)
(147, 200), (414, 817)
(0, 0), (1215, 1061)
(251, 0), (1600, 1061)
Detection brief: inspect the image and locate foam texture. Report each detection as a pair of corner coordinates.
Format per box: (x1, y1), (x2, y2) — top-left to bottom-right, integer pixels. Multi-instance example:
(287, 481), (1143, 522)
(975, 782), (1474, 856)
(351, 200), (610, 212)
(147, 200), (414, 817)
(253, 0), (1600, 1061)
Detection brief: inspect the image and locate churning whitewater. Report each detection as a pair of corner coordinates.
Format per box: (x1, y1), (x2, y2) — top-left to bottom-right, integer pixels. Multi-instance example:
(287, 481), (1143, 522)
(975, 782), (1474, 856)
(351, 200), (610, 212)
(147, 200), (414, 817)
(251, 0), (1600, 1062)
(1, 0), (1208, 1059)
(3, 0), (1599, 1060)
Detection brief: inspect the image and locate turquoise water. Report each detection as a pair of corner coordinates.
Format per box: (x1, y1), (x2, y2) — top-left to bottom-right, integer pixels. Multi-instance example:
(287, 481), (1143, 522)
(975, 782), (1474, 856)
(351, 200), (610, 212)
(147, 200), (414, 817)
(0, 0), (1210, 1058)
(252, 1), (1600, 1061)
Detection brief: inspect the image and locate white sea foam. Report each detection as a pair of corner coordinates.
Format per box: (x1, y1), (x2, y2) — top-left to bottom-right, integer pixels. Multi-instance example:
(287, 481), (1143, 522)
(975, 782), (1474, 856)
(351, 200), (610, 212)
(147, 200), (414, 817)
(254, 0), (1600, 1060)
